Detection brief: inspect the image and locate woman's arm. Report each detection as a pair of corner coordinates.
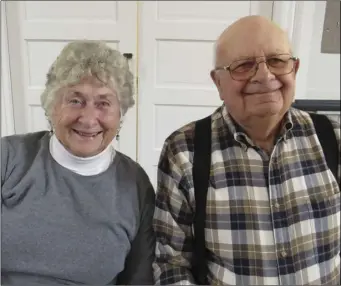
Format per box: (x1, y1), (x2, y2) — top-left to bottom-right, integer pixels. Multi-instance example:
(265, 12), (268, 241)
(116, 168), (156, 285)
(1, 137), (11, 188)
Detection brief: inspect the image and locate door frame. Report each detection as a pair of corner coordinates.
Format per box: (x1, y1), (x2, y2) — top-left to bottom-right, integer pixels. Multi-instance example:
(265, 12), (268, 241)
(1, 2), (15, 136)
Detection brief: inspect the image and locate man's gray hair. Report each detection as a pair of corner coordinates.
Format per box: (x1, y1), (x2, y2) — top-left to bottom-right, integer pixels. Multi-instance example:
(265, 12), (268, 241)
(40, 40), (135, 121)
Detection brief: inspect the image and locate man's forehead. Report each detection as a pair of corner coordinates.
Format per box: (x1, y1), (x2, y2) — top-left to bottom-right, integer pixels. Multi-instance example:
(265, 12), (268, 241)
(216, 40), (291, 65)
(215, 16), (292, 65)
(227, 42), (291, 61)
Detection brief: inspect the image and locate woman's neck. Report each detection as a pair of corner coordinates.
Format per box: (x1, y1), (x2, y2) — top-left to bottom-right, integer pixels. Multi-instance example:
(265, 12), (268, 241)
(49, 133), (115, 176)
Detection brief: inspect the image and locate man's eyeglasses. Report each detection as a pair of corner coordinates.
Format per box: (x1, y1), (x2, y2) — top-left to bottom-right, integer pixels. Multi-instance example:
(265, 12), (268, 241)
(213, 54), (298, 81)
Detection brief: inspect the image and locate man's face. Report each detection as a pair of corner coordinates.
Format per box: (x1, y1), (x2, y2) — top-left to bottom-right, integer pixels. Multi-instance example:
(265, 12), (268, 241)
(211, 24), (300, 125)
(51, 77), (121, 157)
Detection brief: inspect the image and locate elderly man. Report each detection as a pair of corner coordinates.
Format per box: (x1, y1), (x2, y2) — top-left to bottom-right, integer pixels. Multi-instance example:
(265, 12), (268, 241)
(153, 16), (340, 285)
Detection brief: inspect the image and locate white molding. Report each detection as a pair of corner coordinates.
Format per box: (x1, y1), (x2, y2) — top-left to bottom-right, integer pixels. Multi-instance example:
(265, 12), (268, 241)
(271, 1), (297, 43)
(5, 2), (28, 134)
(1, 2), (15, 136)
(291, 2), (317, 100)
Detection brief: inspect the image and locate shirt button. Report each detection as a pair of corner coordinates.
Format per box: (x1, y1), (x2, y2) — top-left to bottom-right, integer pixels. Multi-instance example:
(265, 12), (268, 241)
(273, 202), (280, 209)
(280, 250), (288, 258)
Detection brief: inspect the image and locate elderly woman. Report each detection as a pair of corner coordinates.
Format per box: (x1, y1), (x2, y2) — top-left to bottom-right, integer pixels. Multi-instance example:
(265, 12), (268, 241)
(1, 41), (155, 285)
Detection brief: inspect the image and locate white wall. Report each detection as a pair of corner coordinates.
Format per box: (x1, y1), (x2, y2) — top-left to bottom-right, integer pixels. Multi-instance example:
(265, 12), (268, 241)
(273, 1), (339, 100)
(305, 1), (339, 100)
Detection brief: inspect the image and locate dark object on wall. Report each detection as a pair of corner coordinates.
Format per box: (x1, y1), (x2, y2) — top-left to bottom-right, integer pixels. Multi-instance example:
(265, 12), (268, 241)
(292, 100), (340, 112)
(123, 53), (133, 60)
(321, 0), (340, 54)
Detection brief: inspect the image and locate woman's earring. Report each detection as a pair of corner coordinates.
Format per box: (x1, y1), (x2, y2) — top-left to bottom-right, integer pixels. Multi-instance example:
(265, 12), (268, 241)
(49, 124), (54, 135)
(116, 125), (122, 141)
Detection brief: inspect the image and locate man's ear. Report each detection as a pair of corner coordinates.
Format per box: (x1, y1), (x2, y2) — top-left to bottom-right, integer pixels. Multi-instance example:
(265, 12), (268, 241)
(211, 70), (224, 100)
(294, 58), (300, 76)
(210, 70), (219, 87)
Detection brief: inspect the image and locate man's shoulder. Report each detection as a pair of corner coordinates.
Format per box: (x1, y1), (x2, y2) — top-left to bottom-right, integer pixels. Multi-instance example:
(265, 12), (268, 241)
(326, 115), (341, 130)
(160, 106), (223, 159)
(290, 107), (340, 132)
(164, 120), (197, 152)
(290, 107), (312, 123)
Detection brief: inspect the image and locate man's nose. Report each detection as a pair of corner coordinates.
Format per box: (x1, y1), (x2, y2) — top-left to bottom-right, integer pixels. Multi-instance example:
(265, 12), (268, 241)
(252, 61), (276, 82)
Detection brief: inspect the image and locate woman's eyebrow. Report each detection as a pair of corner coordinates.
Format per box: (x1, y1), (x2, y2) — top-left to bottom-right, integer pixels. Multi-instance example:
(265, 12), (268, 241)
(97, 93), (115, 99)
(64, 90), (83, 97)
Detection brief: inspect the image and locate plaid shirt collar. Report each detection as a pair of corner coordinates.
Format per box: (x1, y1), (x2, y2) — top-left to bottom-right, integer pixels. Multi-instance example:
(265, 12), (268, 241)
(220, 105), (294, 150)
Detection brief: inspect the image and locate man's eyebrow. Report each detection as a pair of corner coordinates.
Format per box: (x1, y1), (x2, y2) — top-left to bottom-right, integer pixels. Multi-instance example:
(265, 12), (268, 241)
(233, 52), (290, 62)
(267, 51), (290, 56)
(233, 56), (256, 62)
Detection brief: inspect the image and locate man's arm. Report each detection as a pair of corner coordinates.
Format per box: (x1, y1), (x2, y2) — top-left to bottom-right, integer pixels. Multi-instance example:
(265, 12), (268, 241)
(330, 118), (341, 185)
(330, 117), (341, 285)
(116, 169), (156, 285)
(153, 140), (196, 285)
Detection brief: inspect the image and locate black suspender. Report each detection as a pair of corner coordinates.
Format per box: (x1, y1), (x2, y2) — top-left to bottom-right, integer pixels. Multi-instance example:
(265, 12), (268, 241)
(192, 116), (212, 285)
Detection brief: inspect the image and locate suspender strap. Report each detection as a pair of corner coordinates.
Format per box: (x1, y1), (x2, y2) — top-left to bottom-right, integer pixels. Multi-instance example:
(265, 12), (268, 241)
(192, 116), (211, 285)
(309, 113), (340, 285)
(309, 113), (339, 183)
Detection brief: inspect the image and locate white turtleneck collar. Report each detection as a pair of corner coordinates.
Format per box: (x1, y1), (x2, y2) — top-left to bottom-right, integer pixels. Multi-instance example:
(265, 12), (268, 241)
(49, 133), (115, 176)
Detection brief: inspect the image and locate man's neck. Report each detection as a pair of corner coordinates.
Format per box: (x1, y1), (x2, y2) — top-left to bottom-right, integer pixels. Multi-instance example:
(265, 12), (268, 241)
(238, 115), (284, 154)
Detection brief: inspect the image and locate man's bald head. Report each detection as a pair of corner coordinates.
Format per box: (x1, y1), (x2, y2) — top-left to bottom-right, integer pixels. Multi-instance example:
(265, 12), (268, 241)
(214, 15), (292, 67)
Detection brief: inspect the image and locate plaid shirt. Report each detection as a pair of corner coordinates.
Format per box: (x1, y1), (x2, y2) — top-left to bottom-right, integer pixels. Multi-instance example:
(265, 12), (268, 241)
(153, 105), (340, 285)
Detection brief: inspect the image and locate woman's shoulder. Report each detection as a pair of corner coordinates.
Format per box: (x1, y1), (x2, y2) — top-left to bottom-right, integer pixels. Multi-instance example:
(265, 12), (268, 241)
(114, 151), (155, 203)
(2, 131), (50, 150)
(1, 131), (50, 173)
(115, 151), (149, 179)
(1, 131), (50, 193)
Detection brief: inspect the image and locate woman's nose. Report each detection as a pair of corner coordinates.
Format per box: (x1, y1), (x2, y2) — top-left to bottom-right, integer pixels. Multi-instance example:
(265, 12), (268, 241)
(77, 105), (99, 128)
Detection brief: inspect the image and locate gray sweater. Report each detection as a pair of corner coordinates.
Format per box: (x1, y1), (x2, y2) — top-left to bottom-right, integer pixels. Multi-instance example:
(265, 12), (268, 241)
(1, 131), (155, 285)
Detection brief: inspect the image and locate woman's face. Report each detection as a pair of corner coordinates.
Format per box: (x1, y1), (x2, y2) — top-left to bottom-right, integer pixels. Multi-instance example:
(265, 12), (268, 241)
(51, 77), (121, 157)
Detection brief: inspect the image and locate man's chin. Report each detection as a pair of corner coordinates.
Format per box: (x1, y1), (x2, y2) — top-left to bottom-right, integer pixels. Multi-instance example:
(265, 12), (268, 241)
(251, 103), (283, 118)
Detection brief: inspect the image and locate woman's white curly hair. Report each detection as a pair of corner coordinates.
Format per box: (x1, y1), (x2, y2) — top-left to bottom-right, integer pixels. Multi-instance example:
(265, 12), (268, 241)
(40, 40), (135, 123)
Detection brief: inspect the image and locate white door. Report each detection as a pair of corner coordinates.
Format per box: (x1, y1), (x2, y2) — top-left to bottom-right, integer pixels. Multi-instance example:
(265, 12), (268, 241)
(5, 1), (138, 160)
(138, 1), (274, 185)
